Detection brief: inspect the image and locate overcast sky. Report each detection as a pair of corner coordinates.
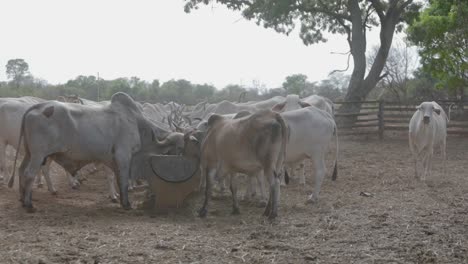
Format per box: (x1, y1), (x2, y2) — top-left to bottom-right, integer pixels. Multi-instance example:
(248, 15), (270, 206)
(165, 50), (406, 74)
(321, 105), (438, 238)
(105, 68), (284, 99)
(0, 0), (398, 89)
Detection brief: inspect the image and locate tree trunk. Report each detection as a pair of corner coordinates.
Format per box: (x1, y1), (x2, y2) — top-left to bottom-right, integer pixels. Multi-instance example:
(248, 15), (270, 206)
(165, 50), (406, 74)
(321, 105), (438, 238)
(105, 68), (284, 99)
(338, 4), (402, 125)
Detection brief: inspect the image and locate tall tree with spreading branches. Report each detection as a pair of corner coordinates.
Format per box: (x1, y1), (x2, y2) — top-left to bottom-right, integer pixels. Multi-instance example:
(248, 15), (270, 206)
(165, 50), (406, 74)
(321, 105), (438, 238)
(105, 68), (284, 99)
(184, 0), (420, 121)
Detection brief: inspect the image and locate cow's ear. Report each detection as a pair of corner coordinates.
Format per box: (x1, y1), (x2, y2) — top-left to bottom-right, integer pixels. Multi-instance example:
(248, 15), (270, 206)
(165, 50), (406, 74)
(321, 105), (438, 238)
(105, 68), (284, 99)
(207, 114), (223, 127)
(272, 102), (286, 112)
(299, 101), (311, 108)
(434, 107), (441, 115)
(416, 103), (422, 110)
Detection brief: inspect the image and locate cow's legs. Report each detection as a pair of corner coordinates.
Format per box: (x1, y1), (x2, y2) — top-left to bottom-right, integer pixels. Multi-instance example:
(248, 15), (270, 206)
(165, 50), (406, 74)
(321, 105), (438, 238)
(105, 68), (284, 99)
(255, 170), (268, 206)
(198, 168), (206, 191)
(421, 151), (431, 182)
(67, 171), (80, 189)
(0, 141), (6, 183)
(307, 153), (326, 204)
(229, 173), (240, 215)
(245, 174), (257, 200)
(198, 167), (215, 218)
(40, 158), (57, 195)
(298, 161), (307, 186)
(409, 137), (420, 180)
(424, 148), (434, 180)
(114, 153), (132, 210)
(263, 168), (280, 219)
(106, 169), (119, 203)
(18, 153), (30, 199)
(21, 156), (43, 212)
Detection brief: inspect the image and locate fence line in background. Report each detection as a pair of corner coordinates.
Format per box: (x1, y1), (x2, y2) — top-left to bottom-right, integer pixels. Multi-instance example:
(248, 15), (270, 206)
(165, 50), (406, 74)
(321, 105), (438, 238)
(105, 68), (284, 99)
(334, 100), (468, 138)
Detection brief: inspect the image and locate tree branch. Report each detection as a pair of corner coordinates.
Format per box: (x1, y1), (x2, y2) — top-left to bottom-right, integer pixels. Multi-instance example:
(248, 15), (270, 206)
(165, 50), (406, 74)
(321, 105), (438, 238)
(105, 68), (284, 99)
(378, 72), (389, 82)
(363, 4), (374, 28)
(300, 1), (351, 21)
(368, 0), (385, 20)
(398, 0), (413, 12)
(329, 52), (352, 75)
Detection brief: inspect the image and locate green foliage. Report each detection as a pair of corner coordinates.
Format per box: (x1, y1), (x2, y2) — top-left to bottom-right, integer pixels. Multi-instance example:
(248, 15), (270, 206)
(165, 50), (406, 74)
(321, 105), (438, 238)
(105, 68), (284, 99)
(6, 59), (30, 88)
(0, 58), (348, 104)
(407, 0), (468, 92)
(282, 74), (308, 95)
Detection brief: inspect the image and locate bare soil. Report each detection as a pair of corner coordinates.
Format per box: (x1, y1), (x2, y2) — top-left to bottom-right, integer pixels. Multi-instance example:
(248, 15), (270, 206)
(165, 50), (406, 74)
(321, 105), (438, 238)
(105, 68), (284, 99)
(0, 136), (467, 264)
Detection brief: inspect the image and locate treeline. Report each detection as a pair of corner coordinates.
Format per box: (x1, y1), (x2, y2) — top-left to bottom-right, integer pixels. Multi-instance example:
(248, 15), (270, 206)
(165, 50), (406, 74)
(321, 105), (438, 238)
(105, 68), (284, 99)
(0, 59), (350, 104)
(1, 56), (464, 105)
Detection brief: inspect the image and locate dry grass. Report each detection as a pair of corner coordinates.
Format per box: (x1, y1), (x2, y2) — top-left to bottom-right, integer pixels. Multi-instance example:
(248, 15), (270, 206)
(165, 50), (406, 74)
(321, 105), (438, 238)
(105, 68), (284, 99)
(0, 136), (467, 263)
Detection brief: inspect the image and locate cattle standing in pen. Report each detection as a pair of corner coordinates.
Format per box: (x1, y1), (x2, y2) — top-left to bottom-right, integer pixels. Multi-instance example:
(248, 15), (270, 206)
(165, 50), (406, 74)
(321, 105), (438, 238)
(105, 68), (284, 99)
(281, 106), (338, 203)
(0, 97), (59, 192)
(8, 92), (160, 212)
(409, 101), (448, 181)
(196, 110), (288, 219)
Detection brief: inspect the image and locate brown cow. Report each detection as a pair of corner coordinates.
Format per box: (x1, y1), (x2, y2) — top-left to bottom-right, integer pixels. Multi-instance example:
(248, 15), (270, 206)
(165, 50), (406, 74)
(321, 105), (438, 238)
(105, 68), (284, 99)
(196, 109), (287, 219)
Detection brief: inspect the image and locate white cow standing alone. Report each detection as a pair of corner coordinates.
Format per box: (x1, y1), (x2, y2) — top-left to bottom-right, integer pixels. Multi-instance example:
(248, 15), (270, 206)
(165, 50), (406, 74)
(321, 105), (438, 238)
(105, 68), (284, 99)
(409, 101), (448, 181)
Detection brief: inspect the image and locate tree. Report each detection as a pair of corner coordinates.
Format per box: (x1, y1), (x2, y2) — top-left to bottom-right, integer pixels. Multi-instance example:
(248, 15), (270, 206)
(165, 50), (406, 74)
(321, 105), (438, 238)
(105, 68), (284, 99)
(6, 59), (30, 89)
(315, 72), (349, 100)
(407, 0), (468, 100)
(367, 40), (419, 102)
(185, 0), (420, 121)
(193, 84), (216, 101)
(159, 79), (195, 104)
(282, 74), (308, 95)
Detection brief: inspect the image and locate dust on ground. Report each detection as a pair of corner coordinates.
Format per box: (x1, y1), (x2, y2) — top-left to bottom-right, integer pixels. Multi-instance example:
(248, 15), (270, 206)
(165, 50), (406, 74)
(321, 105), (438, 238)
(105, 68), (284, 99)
(0, 136), (467, 264)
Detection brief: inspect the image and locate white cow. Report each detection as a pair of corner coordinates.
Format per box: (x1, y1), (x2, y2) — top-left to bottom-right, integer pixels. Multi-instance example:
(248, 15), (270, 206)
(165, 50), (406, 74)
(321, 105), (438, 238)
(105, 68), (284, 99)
(409, 101), (448, 181)
(281, 106), (338, 203)
(0, 97), (58, 192)
(272, 94), (310, 112)
(9, 92), (161, 211)
(302, 95), (335, 115)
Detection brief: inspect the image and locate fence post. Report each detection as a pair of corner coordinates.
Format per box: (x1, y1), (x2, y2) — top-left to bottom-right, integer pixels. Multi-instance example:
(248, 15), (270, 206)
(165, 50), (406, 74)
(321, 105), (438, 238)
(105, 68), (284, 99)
(378, 100), (384, 140)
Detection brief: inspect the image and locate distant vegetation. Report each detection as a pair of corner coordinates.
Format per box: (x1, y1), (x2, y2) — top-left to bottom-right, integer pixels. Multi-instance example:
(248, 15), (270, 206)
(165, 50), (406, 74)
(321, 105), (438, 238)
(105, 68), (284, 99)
(1, 52), (464, 106)
(0, 58), (352, 104)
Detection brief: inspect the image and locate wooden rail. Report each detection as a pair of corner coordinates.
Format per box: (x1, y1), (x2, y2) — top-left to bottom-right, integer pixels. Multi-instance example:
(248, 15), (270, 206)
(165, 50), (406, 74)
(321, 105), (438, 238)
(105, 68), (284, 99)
(334, 100), (468, 139)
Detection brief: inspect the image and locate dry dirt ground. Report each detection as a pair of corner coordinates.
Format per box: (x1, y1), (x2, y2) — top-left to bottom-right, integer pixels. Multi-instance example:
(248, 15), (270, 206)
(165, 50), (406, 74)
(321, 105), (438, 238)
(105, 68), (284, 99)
(0, 136), (467, 264)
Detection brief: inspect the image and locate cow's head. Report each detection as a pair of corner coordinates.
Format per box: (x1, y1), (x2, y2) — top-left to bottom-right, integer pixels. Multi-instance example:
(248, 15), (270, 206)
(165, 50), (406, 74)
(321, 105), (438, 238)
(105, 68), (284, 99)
(183, 129), (205, 161)
(271, 94), (310, 113)
(416, 102), (441, 125)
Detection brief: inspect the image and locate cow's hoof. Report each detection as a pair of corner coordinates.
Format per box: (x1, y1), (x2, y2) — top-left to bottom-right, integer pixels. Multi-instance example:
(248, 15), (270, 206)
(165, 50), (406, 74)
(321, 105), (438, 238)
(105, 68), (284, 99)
(198, 208), (207, 218)
(263, 209), (271, 217)
(268, 213), (277, 220)
(257, 200), (267, 208)
(37, 183), (44, 188)
(110, 197), (118, 203)
(23, 205), (36, 213)
(305, 195), (317, 204)
(232, 208), (240, 215)
(71, 184), (80, 190)
(51, 191), (58, 196)
(122, 204), (132, 210)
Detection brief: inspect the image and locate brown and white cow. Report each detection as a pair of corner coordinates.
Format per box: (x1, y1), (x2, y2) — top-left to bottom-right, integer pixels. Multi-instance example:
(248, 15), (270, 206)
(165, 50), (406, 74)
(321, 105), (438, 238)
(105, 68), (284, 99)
(195, 109), (288, 219)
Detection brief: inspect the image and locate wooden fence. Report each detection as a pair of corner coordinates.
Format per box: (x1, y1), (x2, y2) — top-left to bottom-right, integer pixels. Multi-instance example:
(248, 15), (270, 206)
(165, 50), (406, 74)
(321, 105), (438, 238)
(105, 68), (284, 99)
(334, 100), (468, 139)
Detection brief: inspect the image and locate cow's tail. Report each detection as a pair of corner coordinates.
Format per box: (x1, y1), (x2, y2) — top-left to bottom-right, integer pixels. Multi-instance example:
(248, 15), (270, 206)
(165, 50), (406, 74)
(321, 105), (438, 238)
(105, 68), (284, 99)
(274, 113), (289, 184)
(8, 103), (41, 188)
(331, 122), (339, 181)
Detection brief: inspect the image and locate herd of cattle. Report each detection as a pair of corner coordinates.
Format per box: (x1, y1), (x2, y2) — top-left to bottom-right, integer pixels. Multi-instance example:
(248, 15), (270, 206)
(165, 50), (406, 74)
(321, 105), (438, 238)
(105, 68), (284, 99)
(0, 93), (448, 219)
